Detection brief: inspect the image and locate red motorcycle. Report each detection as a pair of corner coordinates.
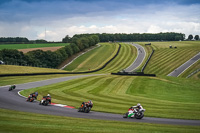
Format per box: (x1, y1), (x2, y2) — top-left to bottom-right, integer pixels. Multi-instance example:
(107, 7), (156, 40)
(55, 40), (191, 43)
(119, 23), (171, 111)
(39, 96), (51, 106)
(26, 94), (37, 102)
(78, 101), (93, 113)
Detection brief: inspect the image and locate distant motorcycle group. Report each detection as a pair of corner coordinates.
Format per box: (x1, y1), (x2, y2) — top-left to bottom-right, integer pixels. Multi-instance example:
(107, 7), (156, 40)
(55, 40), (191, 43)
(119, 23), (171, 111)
(9, 85), (145, 119)
(26, 92), (51, 106)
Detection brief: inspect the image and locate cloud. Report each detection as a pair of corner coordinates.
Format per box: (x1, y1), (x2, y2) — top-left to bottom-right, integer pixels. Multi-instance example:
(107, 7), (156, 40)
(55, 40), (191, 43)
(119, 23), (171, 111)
(0, 0), (199, 41)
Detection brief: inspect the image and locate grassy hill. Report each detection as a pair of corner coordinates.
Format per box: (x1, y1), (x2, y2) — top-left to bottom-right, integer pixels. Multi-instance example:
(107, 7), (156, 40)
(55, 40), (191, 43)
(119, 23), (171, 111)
(21, 74), (200, 120)
(0, 65), (67, 74)
(64, 43), (119, 72)
(137, 41), (200, 77)
(98, 43), (137, 73)
(64, 42), (137, 73)
(0, 43), (69, 50)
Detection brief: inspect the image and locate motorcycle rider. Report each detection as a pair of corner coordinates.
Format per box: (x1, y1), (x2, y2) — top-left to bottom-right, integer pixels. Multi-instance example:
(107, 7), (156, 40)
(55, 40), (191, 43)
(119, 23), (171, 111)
(128, 103), (143, 118)
(28, 92), (38, 100)
(41, 94), (51, 104)
(45, 94), (51, 104)
(81, 100), (93, 110)
(9, 84), (16, 90)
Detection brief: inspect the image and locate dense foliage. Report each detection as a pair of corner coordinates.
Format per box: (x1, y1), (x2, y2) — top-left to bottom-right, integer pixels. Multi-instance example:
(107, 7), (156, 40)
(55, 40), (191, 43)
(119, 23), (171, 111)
(0, 37), (29, 43)
(194, 35), (199, 40)
(0, 35), (99, 68)
(72, 32), (185, 42)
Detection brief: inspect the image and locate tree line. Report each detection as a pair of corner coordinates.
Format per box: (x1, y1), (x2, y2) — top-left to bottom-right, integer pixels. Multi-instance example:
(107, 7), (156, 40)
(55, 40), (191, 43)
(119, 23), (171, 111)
(0, 37), (29, 43)
(0, 37), (50, 44)
(68, 32), (186, 42)
(0, 35), (99, 68)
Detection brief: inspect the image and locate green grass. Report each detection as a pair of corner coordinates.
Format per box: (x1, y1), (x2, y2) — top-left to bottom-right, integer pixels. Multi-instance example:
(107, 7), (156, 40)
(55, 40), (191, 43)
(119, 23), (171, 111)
(64, 43), (118, 72)
(0, 43), (69, 50)
(136, 41), (200, 76)
(137, 41), (200, 50)
(64, 43), (137, 73)
(0, 108), (200, 133)
(0, 65), (67, 74)
(97, 43), (137, 73)
(0, 74), (78, 86)
(20, 74), (200, 120)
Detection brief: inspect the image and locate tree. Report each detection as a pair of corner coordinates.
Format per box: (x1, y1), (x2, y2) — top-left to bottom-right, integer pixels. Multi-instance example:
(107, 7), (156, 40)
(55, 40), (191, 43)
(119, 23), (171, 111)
(62, 35), (71, 43)
(91, 35), (100, 44)
(188, 34), (193, 40)
(194, 35), (199, 40)
(70, 43), (80, 53)
(80, 37), (89, 48)
(35, 39), (47, 43)
(175, 35), (182, 41)
(64, 45), (73, 56)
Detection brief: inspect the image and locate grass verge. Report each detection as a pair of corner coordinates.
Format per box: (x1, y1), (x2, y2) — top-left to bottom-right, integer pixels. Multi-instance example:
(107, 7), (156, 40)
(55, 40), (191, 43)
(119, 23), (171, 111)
(0, 108), (199, 133)
(0, 74), (76, 86)
(0, 65), (67, 74)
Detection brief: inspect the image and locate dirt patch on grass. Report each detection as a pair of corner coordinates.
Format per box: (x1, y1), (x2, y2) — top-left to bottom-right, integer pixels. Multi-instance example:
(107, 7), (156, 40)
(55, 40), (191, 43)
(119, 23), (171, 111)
(18, 46), (64, 53)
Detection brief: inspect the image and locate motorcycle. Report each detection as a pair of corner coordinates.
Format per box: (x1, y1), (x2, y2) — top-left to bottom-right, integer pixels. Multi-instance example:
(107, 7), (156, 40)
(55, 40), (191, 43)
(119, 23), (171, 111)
(39, 96), (51, 106)
(8, 85), (16, 91)
(123, 108), (145, 119)
(78, 102), (93, 113)
(26, 94), (36, 102)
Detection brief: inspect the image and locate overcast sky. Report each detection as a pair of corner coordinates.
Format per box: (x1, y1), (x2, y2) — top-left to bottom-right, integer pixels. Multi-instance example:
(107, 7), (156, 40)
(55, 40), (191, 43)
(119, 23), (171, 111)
(0, 0), (199, 41)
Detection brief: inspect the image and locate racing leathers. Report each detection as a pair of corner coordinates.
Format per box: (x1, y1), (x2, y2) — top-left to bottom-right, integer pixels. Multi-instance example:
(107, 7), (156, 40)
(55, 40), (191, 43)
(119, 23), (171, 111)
(43, 95), (51, 104)
(81, 101), (93, 110)
(30, 92), (38, 99)
(128, 104), (144, 118)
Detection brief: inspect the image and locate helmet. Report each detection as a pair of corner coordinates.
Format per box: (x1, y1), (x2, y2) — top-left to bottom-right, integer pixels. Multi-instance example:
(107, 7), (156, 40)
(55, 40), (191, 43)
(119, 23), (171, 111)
(88, 100), (92, 103)
(47, 94), (51, 97)
(137, 103), (141, 106)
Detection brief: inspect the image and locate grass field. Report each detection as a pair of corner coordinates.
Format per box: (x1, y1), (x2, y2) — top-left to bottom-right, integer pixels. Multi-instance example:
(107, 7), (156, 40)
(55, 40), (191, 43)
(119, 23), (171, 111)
(0, 65), (67, 74)
(0, 108), (199, 133)
(64, 43), (137, 73)
(0, 74), (79, 86)
(97, 43), (137, 73)
(136, 41), (200, 77)
(0, 43), (69, 50)
(64, 43), (118, 72)
(21, 74), (200, 120)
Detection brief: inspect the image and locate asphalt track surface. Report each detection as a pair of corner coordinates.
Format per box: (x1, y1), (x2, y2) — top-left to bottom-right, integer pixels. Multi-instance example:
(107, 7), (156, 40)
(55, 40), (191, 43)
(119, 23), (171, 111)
(0, 74), (200, 126)
(124, 43), (146, 72)
(168, 52), (200, 77)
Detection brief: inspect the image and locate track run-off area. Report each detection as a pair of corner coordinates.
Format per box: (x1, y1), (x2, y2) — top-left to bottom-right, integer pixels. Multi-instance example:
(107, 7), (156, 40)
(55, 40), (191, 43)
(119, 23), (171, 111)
(0, 74), (200, 126)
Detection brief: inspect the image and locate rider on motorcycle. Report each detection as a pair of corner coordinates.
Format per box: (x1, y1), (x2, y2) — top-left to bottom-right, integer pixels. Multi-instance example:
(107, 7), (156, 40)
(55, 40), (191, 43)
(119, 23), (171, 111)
(9, 84), (16, 90)
(42, 94), (51, 104)
(29, 92), (38, 99)
(81, 100), (93, 109)
(128, 103), (143, 118)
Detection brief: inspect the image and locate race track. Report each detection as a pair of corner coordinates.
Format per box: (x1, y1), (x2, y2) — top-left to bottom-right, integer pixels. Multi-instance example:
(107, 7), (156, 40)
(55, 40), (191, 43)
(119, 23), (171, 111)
(168, 52), (200, 77)
(0, 75), (200, 126)
(124, 43), (146, 72)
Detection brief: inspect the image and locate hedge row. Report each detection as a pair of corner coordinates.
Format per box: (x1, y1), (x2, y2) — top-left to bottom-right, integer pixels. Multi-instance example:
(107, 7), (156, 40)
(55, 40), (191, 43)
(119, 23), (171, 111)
(0, 35), (99, 68)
